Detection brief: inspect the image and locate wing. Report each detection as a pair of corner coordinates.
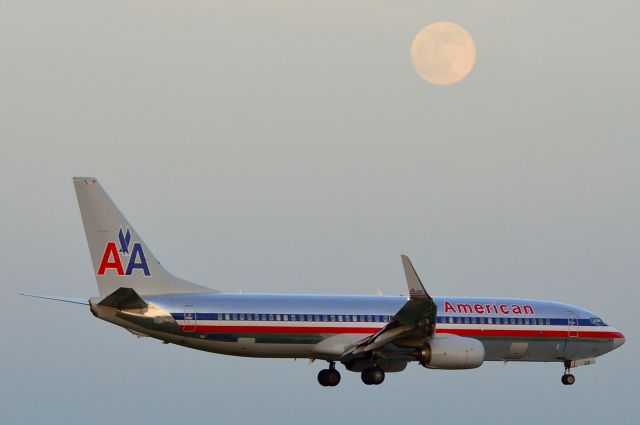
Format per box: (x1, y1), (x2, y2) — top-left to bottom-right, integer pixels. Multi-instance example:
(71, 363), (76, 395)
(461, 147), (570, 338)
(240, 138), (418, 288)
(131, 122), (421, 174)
(342, 255), (437, 358)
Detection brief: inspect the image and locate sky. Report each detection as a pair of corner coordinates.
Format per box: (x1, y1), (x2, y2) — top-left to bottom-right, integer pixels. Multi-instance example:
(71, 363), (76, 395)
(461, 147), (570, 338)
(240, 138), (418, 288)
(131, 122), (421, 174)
(1, 1), (639, 424)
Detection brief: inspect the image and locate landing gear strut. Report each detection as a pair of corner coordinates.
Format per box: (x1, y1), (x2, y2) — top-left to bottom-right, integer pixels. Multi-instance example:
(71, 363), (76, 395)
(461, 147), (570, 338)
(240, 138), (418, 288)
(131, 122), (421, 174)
(561, 360), (576, 386)
(318, 361), (341, 387)
(361, 366), (385, 385)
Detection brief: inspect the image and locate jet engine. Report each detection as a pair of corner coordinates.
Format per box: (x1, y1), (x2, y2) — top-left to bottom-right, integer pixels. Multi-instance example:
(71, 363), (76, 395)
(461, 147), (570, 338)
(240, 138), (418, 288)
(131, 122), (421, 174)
(418, 334), (485, 369)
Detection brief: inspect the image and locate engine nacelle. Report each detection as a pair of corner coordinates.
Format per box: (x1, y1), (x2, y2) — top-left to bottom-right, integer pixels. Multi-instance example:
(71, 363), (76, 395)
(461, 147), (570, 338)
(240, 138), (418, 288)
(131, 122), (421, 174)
(419, 334), (485, 369)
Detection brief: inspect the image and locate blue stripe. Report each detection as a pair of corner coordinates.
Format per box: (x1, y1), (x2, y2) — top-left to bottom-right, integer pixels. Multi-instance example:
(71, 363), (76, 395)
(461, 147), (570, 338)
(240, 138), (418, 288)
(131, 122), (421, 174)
(170, 312), (606, 327)
(172, 312), (391, 323)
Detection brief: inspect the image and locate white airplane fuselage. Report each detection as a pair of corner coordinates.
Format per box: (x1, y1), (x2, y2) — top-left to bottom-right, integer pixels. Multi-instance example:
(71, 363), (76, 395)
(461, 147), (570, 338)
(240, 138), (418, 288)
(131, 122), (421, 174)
(89, 292), (624, 363)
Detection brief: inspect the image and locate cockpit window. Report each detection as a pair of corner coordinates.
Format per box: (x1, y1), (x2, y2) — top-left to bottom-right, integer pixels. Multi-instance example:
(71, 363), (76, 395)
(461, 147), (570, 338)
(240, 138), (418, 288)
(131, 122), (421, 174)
(589, 317), (607, 326)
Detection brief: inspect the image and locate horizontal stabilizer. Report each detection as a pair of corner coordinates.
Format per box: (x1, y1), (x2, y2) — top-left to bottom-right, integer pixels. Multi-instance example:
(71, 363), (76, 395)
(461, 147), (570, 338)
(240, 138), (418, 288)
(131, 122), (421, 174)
(19, 293), (89, 305)
(98, 287), (148, 309)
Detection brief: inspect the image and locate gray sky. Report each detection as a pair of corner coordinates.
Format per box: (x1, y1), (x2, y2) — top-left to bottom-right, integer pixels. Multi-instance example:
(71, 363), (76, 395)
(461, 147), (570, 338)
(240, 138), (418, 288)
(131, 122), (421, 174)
(1, 1), (638, 424)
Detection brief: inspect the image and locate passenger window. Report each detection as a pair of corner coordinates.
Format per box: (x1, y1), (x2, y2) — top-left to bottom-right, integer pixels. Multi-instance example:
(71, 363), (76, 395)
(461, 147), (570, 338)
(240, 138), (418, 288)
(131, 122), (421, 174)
(338, 315), (343, 322)
(487, 318), (492, 324)
(322, 315), (328, 322)
(546, 318), (551, 326)
(276, 314), (281, 321)
(456, 317), (461, 324)
(449, 317), (453, 324)
(268, 314), (274, 321)
(217, 313), (223, 320)
(525, 318), (529, 325)
(225, 313), (230, 321)
(345, 315), (351, 322)
(517, 318), (522, 325)
(367, 315), (373, 322)
(239, 313), (245, 321)
(464, 317), (469, 324)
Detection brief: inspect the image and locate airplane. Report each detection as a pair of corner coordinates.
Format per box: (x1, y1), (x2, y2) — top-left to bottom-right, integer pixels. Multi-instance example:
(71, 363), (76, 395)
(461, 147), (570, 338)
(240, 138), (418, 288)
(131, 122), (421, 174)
(22, 177), (625, 387)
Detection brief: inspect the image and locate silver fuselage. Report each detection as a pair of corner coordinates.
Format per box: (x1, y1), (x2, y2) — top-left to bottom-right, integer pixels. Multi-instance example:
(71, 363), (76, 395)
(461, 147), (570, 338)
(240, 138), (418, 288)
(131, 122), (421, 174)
(89, 293), (624, 364)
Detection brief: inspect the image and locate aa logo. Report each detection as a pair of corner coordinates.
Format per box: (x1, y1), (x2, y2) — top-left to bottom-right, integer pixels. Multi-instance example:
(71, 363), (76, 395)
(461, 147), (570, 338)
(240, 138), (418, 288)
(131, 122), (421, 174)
(97, 228), (151, 277)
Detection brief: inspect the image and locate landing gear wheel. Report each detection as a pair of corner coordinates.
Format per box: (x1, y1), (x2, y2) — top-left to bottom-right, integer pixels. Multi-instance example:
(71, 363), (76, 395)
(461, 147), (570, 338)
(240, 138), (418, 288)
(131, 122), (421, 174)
(317, 362), (341, 387)
(361, 367), (385, 385)
(326, 369), (341, 386)
(318, 369), (330, 386)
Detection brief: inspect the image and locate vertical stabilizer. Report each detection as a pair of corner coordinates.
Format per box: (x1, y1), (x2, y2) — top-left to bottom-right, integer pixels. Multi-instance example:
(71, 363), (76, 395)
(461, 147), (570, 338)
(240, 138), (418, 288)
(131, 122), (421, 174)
(73, 177), (213, 296)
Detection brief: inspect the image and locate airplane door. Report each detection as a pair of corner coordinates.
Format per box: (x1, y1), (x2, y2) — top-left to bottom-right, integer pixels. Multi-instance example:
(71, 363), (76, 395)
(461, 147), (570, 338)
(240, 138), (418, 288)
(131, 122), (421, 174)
(567, 310), (579, 338)
(184, 305), (197, 332)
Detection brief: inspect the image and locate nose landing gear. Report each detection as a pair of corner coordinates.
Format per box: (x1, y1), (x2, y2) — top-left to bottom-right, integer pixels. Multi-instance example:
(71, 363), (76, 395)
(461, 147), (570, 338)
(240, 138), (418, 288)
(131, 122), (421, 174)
(318, 361), (341, 387)
(562, 360), (576, 386)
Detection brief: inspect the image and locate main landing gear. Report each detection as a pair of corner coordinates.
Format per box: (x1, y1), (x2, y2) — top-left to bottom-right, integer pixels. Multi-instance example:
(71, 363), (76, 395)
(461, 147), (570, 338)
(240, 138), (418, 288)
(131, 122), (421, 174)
(361, 366), (385, 385)
(561, 360), (576, 386)
(318, 362), (341, 387)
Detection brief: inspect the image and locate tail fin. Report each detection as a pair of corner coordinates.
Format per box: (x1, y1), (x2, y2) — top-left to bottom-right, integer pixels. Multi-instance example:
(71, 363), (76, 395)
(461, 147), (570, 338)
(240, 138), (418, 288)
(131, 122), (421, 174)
(73, 177), (213, 297)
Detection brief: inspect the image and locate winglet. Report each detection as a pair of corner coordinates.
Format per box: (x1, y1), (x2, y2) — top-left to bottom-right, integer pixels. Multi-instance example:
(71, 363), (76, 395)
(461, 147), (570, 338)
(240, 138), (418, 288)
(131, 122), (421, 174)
(401, 255), (431, 300)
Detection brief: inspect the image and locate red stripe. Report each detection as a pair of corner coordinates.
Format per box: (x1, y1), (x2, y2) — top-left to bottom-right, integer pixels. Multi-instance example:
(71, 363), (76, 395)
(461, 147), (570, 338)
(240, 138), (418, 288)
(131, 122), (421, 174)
(437, 329), (624, 339)
(179, 325), (623, 339)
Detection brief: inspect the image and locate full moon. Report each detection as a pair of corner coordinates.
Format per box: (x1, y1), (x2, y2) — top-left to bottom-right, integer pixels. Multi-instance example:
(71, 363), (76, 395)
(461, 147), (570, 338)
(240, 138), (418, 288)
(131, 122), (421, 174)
(411, 21), (476, 86)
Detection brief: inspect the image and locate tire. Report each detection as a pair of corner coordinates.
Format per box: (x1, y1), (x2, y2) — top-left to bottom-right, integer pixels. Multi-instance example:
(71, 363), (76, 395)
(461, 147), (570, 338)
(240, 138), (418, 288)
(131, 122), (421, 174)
(361, 369), (372, 385)
(318, 369), (329, 386)
(565, 374), (575, 385)
(370, 367), (385, 385)
(327, 369), (341, 387)
(361, 367), (385, 385)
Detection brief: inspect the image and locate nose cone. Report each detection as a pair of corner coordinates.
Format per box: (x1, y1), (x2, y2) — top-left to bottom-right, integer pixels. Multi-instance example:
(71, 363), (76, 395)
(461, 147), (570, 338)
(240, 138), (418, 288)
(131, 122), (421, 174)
(612, 334), (626, 350)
